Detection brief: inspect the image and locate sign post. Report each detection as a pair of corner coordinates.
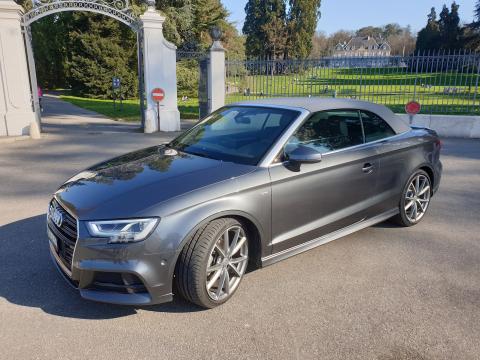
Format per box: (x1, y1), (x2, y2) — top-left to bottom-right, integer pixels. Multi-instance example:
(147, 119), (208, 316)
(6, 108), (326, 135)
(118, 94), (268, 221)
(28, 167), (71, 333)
(151, 87), (165, 131)
(405, 100), (421, 125)
(112, 77), (121, 111)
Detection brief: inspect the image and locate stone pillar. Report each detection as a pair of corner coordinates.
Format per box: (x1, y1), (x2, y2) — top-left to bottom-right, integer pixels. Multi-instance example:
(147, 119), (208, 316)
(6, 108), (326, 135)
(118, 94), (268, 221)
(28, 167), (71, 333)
(208, 38), (226, 113)
(24, 25), (42, 138)
(140, 7), (180, 133)
(0, 0), (38, 137)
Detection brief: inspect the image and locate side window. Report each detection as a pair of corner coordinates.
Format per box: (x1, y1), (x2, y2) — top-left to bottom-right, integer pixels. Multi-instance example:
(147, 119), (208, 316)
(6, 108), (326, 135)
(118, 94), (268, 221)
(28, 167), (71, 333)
(360, 111), (396, 142)
(286, 110), (364, 153)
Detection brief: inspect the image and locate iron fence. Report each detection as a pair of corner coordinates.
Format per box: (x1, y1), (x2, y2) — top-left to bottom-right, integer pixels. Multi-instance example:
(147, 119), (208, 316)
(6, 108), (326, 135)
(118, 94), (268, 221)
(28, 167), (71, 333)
(225, 50), (480, 115)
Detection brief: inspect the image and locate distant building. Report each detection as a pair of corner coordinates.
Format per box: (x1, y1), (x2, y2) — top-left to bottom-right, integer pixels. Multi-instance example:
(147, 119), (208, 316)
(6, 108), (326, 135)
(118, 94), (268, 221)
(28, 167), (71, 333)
(333, 36), (391, 58)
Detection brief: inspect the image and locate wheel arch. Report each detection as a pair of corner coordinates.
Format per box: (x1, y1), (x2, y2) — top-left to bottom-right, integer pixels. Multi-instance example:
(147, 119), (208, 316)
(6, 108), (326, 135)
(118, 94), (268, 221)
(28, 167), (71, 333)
(417, 164), (435, 194)
(171, 210), (265, 276)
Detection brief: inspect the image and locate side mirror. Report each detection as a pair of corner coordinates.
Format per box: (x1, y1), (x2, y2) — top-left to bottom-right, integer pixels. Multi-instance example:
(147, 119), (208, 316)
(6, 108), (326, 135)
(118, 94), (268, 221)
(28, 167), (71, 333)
(285, 145), (322, 164)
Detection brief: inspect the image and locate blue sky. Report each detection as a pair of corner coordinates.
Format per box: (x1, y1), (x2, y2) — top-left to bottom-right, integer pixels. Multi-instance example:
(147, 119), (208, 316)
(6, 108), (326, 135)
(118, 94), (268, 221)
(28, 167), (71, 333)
(221, 0), (476, 35)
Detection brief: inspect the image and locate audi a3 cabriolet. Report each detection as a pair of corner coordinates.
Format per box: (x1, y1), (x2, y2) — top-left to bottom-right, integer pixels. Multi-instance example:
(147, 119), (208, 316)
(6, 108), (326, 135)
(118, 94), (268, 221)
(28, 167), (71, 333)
(47, 98), (442, 308)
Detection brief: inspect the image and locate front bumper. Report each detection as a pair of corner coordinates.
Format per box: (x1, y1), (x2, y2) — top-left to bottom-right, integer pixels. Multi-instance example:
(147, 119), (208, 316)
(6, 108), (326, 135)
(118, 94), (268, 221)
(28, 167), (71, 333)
(49, 218), (178, 306)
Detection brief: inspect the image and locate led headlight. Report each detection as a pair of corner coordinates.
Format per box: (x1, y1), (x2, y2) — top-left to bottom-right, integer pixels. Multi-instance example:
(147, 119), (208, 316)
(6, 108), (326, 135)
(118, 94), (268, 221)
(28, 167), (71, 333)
(86, 218), (159, 244)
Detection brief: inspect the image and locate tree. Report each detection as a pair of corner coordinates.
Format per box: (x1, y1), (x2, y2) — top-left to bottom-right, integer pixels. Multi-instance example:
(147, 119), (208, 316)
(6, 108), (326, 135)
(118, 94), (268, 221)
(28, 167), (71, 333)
(328, 30), (355, 48)
(383, 24), (402, 39)
(262, 12), (287, 59)
(67, 15), (138, 99)
(31, 14), (73, 89)
(26, 0), (238, 98)
(439, 2), (462, 49)
(387, 26), (416, 56)
(310, 30), (353, 58)
(415, 7), (441, 52)
(243, 0), (287, 59)
(192, 0), (229, 49)
(356, 26), (383, 39)
(310, 25), (414, 58)
(286, 0), (322, 59)
(221, 25), (246, 60)
(463, 0), (480, 50)
(160, 0), (196, 50)
(244, 0), (321, 59)
(310, 32), (329, 58)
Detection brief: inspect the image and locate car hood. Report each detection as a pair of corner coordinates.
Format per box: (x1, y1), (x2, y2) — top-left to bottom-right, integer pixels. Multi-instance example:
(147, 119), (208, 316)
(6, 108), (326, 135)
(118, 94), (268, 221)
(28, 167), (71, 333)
(55, 145), (256, 219)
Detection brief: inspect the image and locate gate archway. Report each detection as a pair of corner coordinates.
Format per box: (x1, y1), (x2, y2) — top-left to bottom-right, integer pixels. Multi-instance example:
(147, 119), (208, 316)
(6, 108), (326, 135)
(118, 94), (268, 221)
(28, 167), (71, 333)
(21, 0), (145, 130)
(22, 0), (139, 28)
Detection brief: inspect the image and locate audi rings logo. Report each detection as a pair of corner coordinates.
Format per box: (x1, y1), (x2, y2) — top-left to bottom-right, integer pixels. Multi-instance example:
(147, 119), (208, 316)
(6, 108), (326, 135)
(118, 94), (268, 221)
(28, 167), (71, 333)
(49, 205), (64, 228)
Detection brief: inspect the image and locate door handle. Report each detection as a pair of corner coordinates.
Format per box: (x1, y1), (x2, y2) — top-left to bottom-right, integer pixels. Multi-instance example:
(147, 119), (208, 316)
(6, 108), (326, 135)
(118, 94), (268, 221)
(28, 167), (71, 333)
(362, 163), (374, 173)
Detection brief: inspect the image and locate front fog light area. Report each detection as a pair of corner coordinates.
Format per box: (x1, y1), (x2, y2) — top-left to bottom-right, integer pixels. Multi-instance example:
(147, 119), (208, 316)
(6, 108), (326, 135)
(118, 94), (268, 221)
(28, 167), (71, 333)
(86, 218), (159, 243)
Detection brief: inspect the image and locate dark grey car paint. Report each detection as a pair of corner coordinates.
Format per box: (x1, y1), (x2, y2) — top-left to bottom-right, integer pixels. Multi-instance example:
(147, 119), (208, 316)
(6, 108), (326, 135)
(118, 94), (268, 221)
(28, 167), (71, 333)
(50, 98), (442, 305)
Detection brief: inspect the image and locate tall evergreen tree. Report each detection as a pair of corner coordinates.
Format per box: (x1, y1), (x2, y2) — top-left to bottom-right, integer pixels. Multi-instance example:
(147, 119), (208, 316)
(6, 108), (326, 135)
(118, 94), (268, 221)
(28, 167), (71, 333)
(439, 2), (462, 49)
(244, 0), (321, 59)
(192, 0), (229, 49)
(285, 0), (322, 59)
(476, 0), (480, 22)
(160, 0), (196, 50)
(31, 14), (73, 89)
(243, 0), (287, 59)
(67, 15), (138, 99)
(415, 7), (441, 52)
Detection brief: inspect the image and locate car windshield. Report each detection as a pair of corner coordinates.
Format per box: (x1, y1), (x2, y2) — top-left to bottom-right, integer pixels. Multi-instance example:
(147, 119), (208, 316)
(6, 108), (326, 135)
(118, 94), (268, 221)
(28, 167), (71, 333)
(169, 106), (301, 165)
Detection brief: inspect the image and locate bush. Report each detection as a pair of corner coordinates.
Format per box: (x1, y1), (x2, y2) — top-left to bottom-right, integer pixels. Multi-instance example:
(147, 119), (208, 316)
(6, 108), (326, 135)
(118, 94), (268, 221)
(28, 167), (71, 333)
(177, 61), (199, 98)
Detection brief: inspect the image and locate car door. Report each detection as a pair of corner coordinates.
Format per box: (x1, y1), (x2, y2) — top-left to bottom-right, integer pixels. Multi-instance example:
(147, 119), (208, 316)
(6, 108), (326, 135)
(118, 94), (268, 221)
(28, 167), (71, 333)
(359, 110), (410, 213)
(269, 110), (380, 254)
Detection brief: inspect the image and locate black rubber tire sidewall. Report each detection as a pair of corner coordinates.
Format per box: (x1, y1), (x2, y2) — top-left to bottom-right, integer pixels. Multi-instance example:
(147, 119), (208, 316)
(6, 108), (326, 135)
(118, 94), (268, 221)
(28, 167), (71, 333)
(394, 169), (431, 227)
(175, 217), (248, 309)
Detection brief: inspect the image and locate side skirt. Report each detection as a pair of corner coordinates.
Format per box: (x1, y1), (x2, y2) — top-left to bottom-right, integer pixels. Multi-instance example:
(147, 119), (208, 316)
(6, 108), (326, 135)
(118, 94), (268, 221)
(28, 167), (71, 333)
(261, 208), (399, 267)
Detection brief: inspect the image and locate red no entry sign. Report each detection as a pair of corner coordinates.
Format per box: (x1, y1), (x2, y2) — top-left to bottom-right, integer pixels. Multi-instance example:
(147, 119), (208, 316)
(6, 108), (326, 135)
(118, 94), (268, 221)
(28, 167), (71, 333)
(151, 88), (165, 102)
(405, 101), (421, 115)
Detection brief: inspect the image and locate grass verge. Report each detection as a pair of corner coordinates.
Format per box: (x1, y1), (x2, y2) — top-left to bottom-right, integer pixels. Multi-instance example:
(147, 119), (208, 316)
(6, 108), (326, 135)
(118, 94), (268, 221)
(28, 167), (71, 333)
(60, 95), (200, 121)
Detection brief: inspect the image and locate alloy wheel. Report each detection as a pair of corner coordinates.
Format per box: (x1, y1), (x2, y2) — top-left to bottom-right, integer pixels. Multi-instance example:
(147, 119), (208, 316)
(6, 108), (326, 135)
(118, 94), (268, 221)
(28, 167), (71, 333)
(206, 225), (249, 301)
(404, 174), (431, 223)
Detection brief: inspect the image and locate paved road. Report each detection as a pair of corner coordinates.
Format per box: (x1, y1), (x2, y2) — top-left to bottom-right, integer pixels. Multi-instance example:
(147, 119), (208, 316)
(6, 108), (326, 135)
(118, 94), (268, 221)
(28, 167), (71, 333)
(0, 105), (479, 359)
(40, 93), (142, 134)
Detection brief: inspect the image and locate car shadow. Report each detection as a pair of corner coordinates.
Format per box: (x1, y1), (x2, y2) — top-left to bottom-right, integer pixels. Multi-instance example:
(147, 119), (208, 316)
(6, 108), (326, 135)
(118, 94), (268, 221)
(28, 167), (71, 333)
(372, 220), (400, 229)
(0, 215), (203, 319)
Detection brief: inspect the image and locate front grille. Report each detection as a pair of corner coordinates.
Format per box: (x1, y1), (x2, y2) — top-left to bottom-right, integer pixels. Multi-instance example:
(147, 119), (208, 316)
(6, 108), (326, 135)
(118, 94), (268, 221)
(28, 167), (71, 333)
(48, 198), (78, 271)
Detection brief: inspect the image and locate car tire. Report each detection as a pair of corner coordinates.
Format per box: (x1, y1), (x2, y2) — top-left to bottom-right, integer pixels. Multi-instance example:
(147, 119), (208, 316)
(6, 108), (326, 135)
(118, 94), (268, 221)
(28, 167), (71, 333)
(175, 218), (249, 308)
(392, 169), (432, 227)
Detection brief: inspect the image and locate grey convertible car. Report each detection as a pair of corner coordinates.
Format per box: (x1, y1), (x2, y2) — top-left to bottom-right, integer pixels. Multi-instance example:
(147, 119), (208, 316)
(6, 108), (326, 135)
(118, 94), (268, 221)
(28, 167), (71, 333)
(47, 98), (442, 308)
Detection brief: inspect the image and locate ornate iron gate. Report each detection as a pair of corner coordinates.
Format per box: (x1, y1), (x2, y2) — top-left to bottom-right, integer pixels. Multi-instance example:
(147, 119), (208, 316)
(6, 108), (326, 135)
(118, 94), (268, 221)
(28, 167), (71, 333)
(21, 0), (145, 128)
(198, 57), (209, 119)
(177, 51), (210, 120)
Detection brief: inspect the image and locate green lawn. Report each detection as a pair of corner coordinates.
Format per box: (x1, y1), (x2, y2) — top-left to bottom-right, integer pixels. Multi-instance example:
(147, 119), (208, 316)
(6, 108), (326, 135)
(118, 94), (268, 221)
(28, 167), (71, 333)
(60, 95), (200, 121)
(61, 66), (480, 118)
(226, 67), (480, 115)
